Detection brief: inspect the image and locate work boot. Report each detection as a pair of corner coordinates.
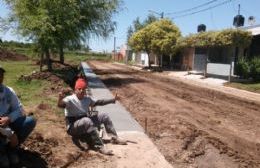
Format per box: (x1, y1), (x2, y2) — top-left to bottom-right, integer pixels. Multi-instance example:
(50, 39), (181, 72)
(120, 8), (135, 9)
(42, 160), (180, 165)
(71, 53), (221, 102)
(98, 145), (113, 155)
(88, 131), (113, 155)
(111, 137), (127, 145)
(89, 130), (104, 147)
(0, 150), (10, 168)
(7, 148), (19, 166)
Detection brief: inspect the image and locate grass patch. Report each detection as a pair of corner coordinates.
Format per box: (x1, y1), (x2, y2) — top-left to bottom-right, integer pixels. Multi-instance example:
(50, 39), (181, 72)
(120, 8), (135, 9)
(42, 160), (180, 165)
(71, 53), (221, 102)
(5, 46), (112, 65)
(65, 51), (111, 64)
(225, 81), (260, 94)
(0, 60), (55, 106)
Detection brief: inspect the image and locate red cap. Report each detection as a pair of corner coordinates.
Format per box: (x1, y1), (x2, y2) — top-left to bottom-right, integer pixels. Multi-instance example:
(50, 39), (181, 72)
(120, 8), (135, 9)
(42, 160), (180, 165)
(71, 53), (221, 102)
(75, 78), (87, 89)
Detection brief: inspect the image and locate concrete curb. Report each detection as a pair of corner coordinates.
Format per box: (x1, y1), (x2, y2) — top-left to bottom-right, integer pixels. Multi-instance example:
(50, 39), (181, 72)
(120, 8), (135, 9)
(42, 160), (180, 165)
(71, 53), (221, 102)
(80, 62), (173, 168)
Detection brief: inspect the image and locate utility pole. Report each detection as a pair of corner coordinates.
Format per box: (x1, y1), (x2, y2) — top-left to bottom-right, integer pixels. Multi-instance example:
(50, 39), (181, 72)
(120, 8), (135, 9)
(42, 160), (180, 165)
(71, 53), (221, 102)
(148, 10), (164, 19)
(113, 36), (116, 61)
(160, 12), (164, 19)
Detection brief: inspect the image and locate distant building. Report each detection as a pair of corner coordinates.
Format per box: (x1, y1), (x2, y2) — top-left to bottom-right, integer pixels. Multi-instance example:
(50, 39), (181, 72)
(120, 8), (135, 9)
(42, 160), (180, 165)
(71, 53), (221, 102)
(241, 24), (260, 58)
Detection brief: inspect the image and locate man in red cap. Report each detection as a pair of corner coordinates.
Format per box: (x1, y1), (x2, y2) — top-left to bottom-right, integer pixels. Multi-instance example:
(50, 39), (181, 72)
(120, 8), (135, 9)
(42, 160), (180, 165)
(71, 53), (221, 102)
(58, 78), (126, 155)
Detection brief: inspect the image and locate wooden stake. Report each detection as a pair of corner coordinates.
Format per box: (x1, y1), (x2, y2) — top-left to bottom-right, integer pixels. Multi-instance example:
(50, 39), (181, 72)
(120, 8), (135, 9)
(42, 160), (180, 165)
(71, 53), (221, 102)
(145, 117), (148, 134)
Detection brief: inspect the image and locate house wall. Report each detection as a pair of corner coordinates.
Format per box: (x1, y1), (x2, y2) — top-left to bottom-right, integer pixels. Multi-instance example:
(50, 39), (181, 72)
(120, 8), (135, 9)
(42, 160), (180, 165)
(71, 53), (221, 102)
(249, 34), (260, 58)
(207, 47), (234, 76)
(193, 48), (207, 72)
(191, 47), (235, 76)
(132, 52), (157, 67)
(182, 48), (194, 70)
(207, 63), (234, 76)
(208, 47), (233, 64)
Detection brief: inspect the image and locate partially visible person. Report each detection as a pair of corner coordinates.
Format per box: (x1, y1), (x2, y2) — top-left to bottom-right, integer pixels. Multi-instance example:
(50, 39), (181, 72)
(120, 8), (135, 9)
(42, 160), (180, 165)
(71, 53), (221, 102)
(0, 65), (37, 167)
(58, 78), (126, 155)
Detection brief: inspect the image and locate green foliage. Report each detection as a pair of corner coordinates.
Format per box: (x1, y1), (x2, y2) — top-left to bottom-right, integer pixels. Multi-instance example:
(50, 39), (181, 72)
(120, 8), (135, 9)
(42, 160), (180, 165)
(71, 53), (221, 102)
(129, 19), (181, 58)
(0, 61), (46, 106)
(236, 57), (260, 81)
(129, 28), (151, 54)
(149, 19), (181, 55)
(226, 82), (260, 94)
(1, 40), (35, 49)
(250, 57), (260, 81)
(2, 0), (121, 66)
(236, 58), (250, 79)
(65, 51), (110, 64)
(178, 29), (252, 48)
(126, 26), (134, 43)
(127, 14), (158, 44)
(129, 19), (181, 68)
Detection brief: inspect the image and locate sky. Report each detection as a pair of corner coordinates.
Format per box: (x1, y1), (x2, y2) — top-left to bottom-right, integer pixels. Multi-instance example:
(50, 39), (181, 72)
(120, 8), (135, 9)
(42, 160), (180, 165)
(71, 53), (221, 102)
(0, 0), (260, 52)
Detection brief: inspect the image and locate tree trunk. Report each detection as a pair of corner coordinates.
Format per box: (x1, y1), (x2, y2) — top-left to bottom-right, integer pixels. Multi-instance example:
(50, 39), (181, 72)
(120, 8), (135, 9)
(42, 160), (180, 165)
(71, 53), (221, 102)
(147, 53), (151, 68)
(45, 49), (52, 71)
(40, 52), (44, 72)
(59, 43), (64, 64)
(160, 55), (163, 68)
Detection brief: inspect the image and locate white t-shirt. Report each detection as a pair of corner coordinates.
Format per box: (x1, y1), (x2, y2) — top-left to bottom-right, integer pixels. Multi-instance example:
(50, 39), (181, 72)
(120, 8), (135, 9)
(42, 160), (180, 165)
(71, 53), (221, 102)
(63, 94), (95, 117)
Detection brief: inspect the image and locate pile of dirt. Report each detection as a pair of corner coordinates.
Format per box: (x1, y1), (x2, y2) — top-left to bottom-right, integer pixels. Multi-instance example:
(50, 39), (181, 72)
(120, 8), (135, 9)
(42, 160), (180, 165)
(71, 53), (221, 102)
(18, 63), (79, 94)
(0, 48), (28, 61)
(13, 65), (81, 167)
(20, 132), (59, 168)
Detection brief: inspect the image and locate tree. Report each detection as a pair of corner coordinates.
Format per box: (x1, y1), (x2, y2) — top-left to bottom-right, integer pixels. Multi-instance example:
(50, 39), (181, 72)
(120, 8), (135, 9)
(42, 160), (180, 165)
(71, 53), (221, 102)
(126, 26), (134, 44)
(129, 19), (181, 68)
(143, 14), (157, 26)
(149, 19), (181, 56)
(129, 28), (152, 67)
(2, 0), (121, 70)
(126, 14), (158, 44)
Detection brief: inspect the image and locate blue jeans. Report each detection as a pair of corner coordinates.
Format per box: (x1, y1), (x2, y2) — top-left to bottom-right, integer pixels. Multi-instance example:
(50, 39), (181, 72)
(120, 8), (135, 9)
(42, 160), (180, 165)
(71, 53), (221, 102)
(9, 116), (36, 144)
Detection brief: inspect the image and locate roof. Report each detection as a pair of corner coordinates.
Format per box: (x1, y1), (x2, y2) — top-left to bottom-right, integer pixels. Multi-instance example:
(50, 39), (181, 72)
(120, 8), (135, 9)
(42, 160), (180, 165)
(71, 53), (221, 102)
(241, 24), (260, 36)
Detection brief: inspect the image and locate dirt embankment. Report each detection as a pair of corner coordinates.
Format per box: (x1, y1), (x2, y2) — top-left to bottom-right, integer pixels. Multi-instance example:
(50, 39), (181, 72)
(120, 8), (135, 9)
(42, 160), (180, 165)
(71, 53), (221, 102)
(1, 50), (131, 168)
(88, 60), (260, 168)
(0, 49), (28, 61)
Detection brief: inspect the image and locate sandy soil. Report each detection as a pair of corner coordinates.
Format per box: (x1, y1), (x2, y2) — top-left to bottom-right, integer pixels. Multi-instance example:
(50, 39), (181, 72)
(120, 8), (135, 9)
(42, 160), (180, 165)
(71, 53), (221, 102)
(88, 60), (260, 168)
(2, 52), (171, 168)
(1, 50), (260, 167)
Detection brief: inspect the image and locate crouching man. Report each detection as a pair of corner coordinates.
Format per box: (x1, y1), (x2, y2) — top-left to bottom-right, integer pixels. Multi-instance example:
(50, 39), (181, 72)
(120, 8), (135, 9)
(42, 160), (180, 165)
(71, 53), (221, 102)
(57, 78), (126, 155)
(0, 65), (36, 167)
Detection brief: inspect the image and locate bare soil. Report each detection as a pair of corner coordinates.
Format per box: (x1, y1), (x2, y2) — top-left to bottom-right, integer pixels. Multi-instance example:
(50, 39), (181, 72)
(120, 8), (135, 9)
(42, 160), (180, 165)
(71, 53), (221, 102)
(2, 50), (260, 167)
(0, 49), (28, 61)
(1, 51), (131, 168)
(88, 60), (260, 168)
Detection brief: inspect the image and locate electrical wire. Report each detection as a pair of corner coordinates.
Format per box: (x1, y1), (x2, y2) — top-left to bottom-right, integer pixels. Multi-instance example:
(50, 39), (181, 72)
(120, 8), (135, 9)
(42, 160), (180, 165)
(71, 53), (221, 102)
(167, 0), (218, 15)
(172, 0), (235, 19)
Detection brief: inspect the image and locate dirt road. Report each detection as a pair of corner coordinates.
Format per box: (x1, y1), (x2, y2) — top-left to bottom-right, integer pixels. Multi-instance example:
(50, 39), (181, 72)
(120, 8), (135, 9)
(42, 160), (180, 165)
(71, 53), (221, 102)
(88, 60), (260, 168)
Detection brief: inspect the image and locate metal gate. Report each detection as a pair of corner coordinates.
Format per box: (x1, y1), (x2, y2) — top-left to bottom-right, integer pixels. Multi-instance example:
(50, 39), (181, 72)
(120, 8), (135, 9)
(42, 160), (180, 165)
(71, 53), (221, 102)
(193, 54), (206, 72)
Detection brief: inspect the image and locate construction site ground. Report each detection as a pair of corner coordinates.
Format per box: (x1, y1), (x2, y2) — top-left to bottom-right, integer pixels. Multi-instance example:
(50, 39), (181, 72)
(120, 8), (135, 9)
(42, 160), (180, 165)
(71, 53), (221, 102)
(87, 60), (260, 168)
(1, 49), (260, 168)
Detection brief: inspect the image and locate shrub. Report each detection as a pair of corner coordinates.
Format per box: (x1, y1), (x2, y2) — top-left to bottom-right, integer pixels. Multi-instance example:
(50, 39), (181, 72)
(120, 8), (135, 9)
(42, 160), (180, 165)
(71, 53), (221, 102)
(236, 58), (250, 79)
(250, 57), (260, 81)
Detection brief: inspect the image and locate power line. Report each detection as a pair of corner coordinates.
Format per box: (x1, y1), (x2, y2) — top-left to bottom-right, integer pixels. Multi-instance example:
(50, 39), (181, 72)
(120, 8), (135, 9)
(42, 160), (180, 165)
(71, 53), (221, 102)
(172, 0), (235, 19)
(148, 10), (164, 18)
(167, 0), (218, 15)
